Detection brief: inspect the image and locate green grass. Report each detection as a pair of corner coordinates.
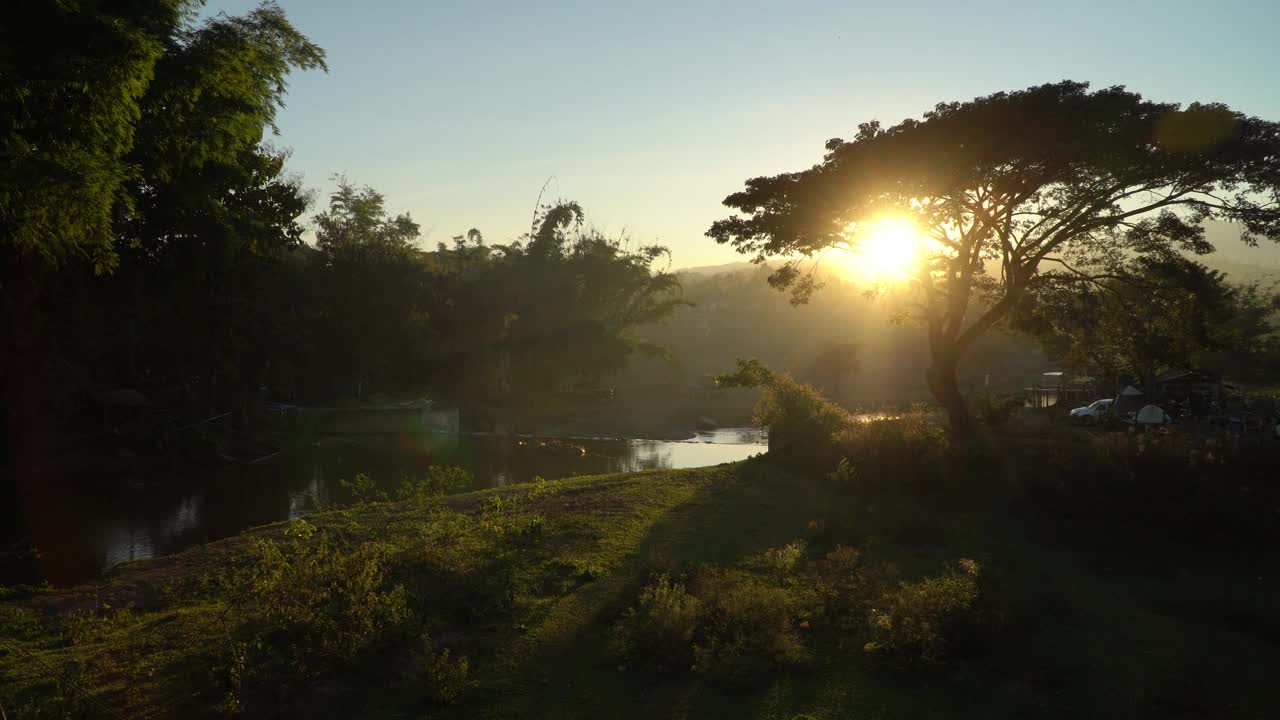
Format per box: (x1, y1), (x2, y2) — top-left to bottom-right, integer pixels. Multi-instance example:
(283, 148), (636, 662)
(3, 456), (1278, 719)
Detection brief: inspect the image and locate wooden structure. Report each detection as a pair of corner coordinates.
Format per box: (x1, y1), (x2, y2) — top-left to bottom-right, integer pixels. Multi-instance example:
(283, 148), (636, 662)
(1157, 371), (1226, 413)
(1024, 371), (1094, 409)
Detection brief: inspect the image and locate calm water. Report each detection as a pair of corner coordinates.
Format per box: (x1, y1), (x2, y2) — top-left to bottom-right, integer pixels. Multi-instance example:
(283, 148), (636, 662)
(12, 429), (766, 587)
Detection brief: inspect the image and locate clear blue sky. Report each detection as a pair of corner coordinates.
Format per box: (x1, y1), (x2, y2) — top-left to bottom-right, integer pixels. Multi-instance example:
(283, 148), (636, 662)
(206, 0), (1280, 268)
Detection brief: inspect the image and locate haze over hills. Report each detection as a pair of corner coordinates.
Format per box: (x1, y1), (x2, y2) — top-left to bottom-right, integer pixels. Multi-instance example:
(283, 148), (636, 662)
(635, 220), (1279, 431)
(676, 222), (1280, 281)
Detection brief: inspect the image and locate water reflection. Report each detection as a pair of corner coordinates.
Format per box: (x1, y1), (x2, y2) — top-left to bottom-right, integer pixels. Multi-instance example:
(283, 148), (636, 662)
(15, 429), (766, 587)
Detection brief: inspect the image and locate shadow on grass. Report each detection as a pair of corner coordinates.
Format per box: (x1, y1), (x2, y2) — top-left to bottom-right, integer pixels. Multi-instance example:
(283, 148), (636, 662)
(453, 458), (913, 720)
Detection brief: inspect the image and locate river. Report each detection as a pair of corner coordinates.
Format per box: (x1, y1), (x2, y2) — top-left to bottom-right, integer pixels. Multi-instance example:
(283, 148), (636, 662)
(8, 428), (766, 587)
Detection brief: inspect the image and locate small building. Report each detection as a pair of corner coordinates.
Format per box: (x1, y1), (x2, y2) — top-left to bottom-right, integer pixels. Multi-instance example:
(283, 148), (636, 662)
(1024, 371), (1093, 409)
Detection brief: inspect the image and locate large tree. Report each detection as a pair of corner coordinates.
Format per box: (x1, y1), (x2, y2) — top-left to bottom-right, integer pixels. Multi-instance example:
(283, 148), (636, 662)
(708, 81), (1280, 439)
(1021, 256), (1280, 395)
(1024, 253), (1274, 392)
(1, 0), (323, 465)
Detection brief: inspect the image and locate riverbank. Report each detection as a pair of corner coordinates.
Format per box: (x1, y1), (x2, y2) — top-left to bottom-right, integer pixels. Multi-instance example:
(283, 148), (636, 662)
(3, 429), (766, 588)
(3, 427), (1278, 718)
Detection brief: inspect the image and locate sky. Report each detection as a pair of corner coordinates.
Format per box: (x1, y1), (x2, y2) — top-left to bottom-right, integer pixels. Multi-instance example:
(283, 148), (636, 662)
(204, 0), (1280, 269)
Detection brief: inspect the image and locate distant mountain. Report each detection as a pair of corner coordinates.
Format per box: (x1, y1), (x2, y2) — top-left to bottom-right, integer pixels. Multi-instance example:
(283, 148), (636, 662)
(674, 260), (767, 277)
(1201, 220), (1280, 280)
(673, 223), (1280, 284)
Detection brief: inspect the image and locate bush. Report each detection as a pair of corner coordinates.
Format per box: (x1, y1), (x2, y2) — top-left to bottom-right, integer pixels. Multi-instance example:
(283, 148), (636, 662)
(826, 457), (858, 488)
(864, 558), (981, 663)
(691, 570), (807, 680)
(761, 541), (805, 580)
(813, 545), (883, 635)
(338, 472), (386, 505)
(753, 374), (855, 468)
(1027, 429), (1280, 558)
(834, 408), (948, 487)
(418, 635), (470, 705)
(612, 574), (702, 671)
(246, 528), (410, 661)
(397, 466), (473, 507)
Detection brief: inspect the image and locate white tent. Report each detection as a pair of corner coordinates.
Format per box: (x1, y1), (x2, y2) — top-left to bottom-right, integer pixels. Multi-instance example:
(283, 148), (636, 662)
(1135, 404), (1169, 425)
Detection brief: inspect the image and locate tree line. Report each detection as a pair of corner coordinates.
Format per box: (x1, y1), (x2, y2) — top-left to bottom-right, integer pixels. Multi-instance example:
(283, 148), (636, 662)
(709, 81), (1280, 437)
(1, 1), (684, 472)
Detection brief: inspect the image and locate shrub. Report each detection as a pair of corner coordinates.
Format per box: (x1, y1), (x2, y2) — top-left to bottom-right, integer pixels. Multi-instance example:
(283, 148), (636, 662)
(397, 466), (473, 507)
(477, 493), (545, 543)
(247, 530), (410, 662)
(864, 559), (981, 663)
(418, 635), (470, 705)
(612, 574), (702, 671)
(826, 458), (858, 488)
(338, 472), (386, 505)
(834, 408), (947, 486)
(64, 603), (134, 645)
(811, 544), (904, 643)
(525, 476), (560, 500)
(753, 374), (855, 468)
(691, 570), (807, 680)
(762, 541), (806, 580)
(213, 640), (250, 717)
(1028, 430), (1280, 558)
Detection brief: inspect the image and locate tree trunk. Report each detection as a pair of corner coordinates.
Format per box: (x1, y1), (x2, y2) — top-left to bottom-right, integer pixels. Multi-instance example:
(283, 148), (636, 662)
(926, 352), (975, 442)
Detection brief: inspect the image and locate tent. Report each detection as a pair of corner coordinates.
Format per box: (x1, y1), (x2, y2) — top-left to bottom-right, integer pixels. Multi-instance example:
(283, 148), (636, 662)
(1135, 404), (1169, 425)
(1113, 385), (1144, 417)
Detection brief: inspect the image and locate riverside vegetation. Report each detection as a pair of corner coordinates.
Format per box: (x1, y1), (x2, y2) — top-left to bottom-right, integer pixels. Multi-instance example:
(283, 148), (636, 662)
(3, 376), (1279, 719)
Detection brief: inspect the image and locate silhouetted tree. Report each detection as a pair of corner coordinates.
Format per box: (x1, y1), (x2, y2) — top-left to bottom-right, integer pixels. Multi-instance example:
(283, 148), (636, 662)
(1021, 256), (1280, 394)
(1, 0), (324, 467)
(709, 81), (1280, 440)
(806, 342), (859, 402)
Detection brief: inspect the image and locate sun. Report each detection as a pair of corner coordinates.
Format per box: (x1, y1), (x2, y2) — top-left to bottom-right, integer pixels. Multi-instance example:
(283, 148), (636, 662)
(847, 217), (923, 282)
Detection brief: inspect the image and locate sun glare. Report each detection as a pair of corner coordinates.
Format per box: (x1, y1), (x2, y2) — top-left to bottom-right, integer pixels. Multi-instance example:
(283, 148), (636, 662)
(847, 217), (923, 283)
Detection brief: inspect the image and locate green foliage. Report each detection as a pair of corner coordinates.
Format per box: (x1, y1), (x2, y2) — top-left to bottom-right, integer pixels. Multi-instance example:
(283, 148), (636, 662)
(525, 476), (560, 500)
(339, 472), (387, 505)
(418, 635), (470, 705)
(712, 357), (776, 388)
(825, 458), (858, 488)
(709, 81), (1280, 435)
(690, 570), (807, 680)
(749, 369), (856, 467)
(1, 0), (324, 269)
(613, 574), (703, 671)
(214, 640), (251, 717)
(834, 409), (948, 485)
(1, 0), (176, 268)
(761, 541), (806, 579)
(864, 559), (982, 663)
(65, 604), (135, 645)
(813, 545), (880, 634)
(1021, 255), (1280, 391)
(397, 466), (474, 507)
(477, 493), (546, 544)
(613, 569), (808, 680)
(246, 530), (410, 661)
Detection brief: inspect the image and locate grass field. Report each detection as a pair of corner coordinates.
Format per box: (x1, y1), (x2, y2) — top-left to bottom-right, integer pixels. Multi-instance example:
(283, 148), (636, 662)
(3, 445), (1278, 719)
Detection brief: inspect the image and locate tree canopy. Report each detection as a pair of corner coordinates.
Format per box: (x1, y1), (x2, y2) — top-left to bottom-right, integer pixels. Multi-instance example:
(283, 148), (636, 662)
(709, 81), (1280, 436)
(1021, 256), (1280, 394)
